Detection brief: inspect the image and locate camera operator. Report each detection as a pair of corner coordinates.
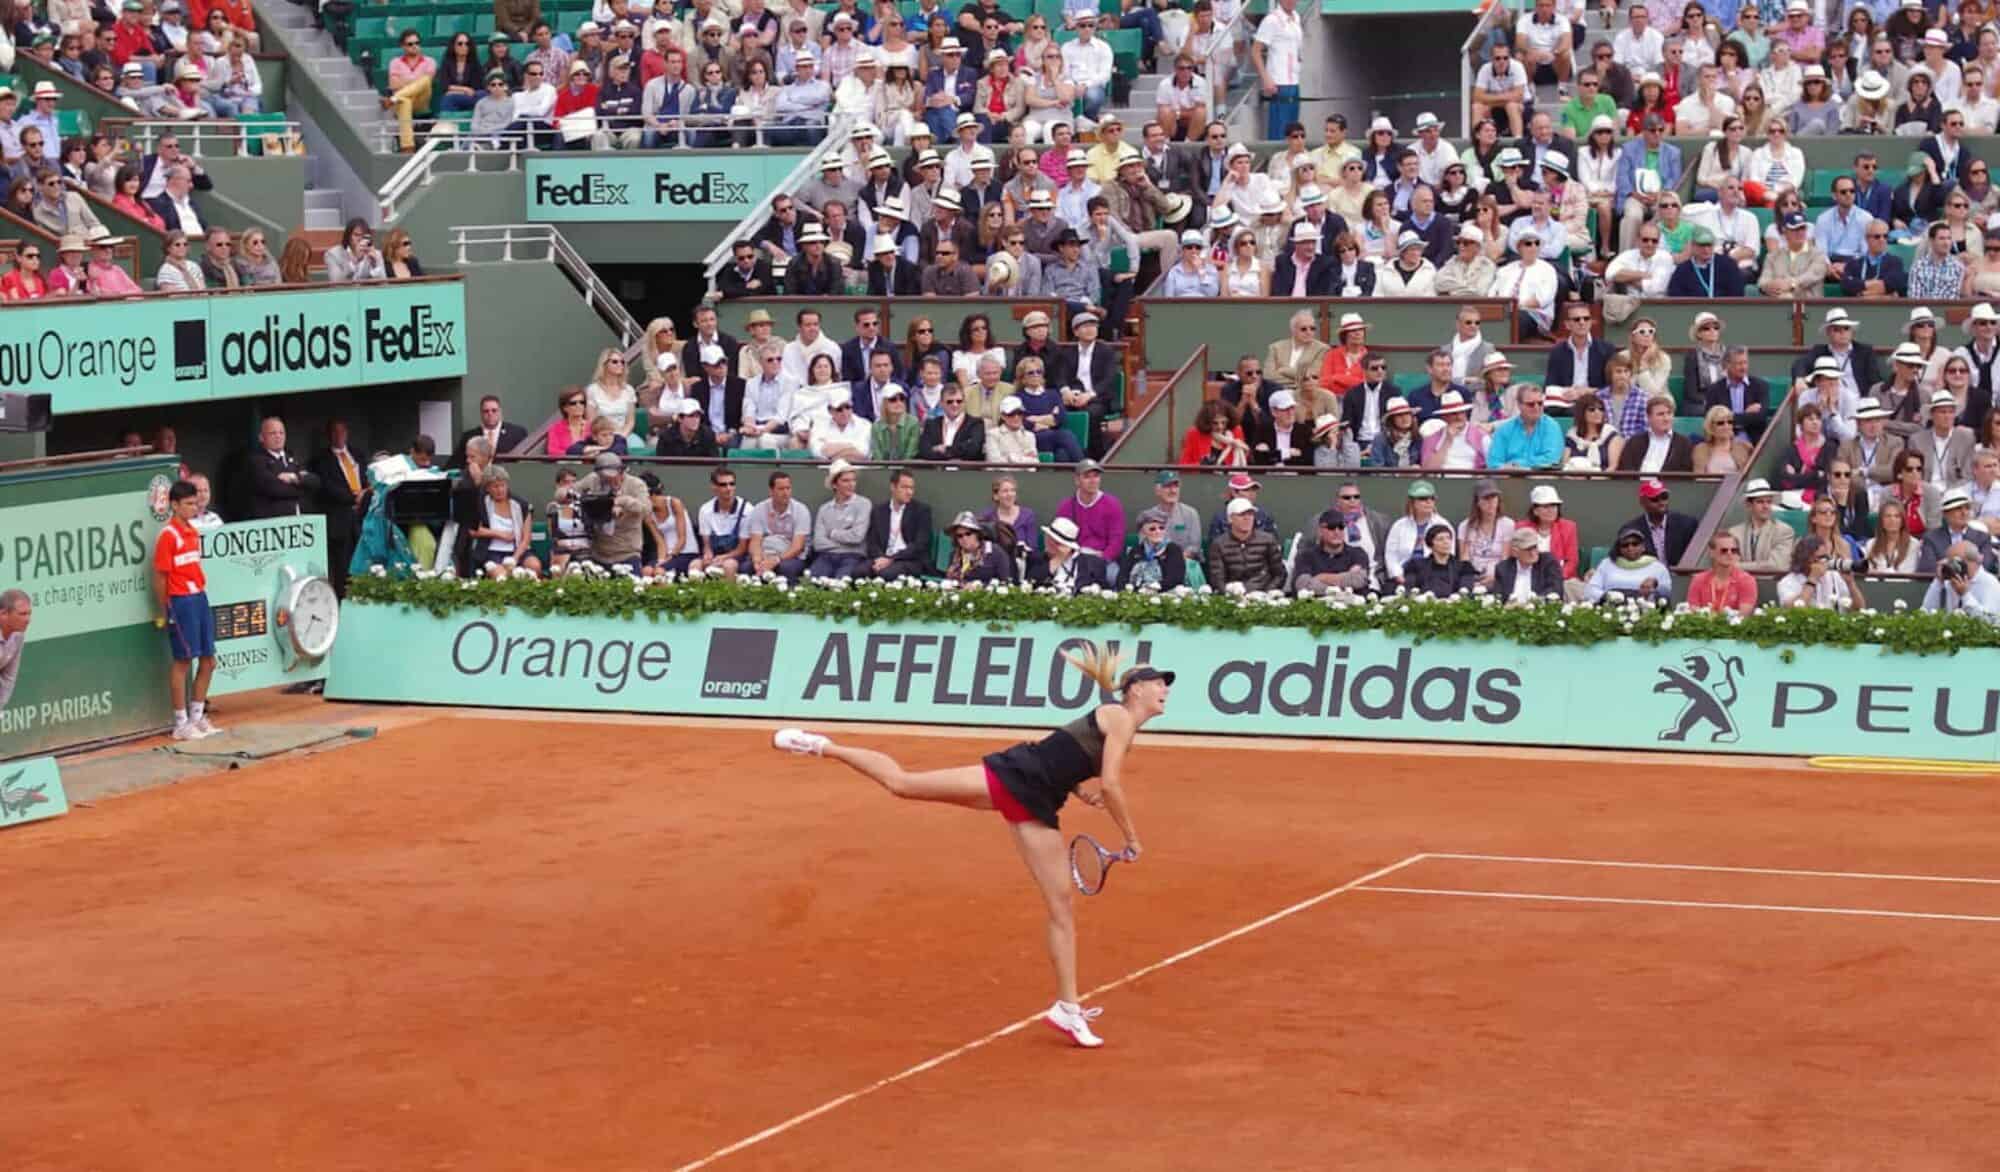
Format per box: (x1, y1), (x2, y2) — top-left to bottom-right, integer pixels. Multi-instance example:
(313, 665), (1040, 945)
(1776, 535), (1858, 610)
(575, 452), (651, 571)
(1922, 541), (2000, 622)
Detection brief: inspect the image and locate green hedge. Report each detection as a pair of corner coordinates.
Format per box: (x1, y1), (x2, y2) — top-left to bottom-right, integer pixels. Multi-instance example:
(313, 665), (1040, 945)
(346, 567), (1995, 657)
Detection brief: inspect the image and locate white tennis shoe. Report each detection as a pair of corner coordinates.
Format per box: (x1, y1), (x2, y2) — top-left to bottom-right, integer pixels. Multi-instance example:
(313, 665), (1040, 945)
(171, 721), (201, 741)
(773, 728), (830, 756)
(191, 716), (222, 738)
(1044, 1000), (1104, 1048)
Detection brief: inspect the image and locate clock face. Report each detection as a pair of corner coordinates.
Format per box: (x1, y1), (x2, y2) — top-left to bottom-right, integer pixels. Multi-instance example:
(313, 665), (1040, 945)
(289, 577), (341, 659)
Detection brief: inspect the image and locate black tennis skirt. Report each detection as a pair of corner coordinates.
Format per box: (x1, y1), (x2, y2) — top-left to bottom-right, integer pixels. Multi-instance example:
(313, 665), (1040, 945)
(982, 728), (1097, 829)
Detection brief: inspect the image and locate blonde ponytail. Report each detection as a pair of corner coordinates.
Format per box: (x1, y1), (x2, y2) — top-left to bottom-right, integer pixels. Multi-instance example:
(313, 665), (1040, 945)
(1061, 641), (1127, 694)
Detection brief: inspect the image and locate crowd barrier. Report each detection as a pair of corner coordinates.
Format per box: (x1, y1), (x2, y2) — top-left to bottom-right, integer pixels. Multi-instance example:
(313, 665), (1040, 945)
(326, 604), (2000, 762)
(0, 451), (332, 761)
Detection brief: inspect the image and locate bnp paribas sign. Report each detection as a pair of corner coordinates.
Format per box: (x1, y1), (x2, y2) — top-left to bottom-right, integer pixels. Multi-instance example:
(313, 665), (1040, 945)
(0, 280), (468, 415)
(525, 154), (802, 222)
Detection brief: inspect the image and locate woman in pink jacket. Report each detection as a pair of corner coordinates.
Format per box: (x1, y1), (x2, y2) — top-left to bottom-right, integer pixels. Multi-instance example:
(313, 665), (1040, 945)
(1418, 390), (1489, 470)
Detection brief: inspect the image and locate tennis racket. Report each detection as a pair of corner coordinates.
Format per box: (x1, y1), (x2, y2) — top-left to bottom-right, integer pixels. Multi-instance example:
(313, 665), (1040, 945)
(1069, 833), (1134, 896)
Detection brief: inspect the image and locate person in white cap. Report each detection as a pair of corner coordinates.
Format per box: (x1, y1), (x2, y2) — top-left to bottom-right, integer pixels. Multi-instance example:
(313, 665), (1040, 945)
(1061, 10), (1113, 119)
(789, 223), (845, 295)
(1251, 389), (1314, 467)
(1492, 226), (1560, 340)
(1435, 224), (1497, 297)
(1915, 386), (1978, 490)
(1798, 307), (1881, 430)
(919, 38), (976, 142)
(1376, 229), (1438, 296)
(1268, 218), (1332, 297)
(1159, 227), (1219, 297)
(657, 397), (722, 458)
(1408, 111), (1459, 188)
(808, 388), (874, 461)
(769, 50), (829, 145)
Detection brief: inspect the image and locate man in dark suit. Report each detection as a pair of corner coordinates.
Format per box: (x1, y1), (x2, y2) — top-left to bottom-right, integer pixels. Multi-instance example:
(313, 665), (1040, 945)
(248, 415), (319, 520)
(1058, 311), (1121, 454)
(1623, 478), (1700, 568)
(918, 386), (986, 460)
(1491, 527), (1565, 600)
(839, 305), (902, 388)
(1701, 345), (1772, 443)
(1789, 306), (1882, 399)
(1268, 222), (1336, 297)
(867, 238), (924, 295)
(786, 225), (845, 296)
(1614, 401), (1697, 472)
(680, 303), (741, 377)
(1248, 390), (1314, 466)
(146, 162), (209, 236)
(1666, 229), (1748, 297)
(309, 417), (366, 596)
(690, 345), (746, 439)
(451, 395), (528, 469)
(715, 239), (776, 299)
(1918, 489), (1998, 573)
(1218, 352), (1282, 420)
(1837, 224), (1909, 298)
(862, 468), (935, 578)
(1543, 301), (1615, 395)
(137, 135), (212, 201)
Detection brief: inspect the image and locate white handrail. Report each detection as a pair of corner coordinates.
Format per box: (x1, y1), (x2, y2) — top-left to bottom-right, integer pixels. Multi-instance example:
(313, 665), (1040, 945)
(378, 135), (450, 222)
(449, 223), (643, 349)
(697, 111), (857, 289)
(372, 111), (846, 152)
(123, 118), (303, 155)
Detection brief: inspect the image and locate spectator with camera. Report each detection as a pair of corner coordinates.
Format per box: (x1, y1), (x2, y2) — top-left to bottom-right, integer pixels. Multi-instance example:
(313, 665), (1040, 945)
(546, 469), (592, 575)
(1777, 535), (1857, 610)
(1923, 542), (2000, 620)
(1917, 488), (1995, 572)
(575, 452), (651, 571)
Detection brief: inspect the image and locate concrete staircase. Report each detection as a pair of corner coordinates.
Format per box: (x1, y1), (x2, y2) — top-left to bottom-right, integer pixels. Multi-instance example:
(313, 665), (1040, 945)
(257, 0), (397, 154)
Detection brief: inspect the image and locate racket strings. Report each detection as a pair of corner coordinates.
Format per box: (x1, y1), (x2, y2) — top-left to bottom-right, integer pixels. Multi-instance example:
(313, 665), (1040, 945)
(1072, 840), (1110, 894)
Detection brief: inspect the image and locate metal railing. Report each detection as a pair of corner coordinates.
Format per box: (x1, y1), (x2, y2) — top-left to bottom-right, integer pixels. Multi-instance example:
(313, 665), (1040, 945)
(372, 109), (846, 152)
(117, 118), (304, 155)
(697, 112), (857, 291)
(448, 224), (642, 349)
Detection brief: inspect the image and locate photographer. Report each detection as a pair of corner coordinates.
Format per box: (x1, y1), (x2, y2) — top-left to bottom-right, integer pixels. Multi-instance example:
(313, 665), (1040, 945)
(545, 468), (593, 575)
(574, 452), (651, 571)
(1922, 542), (2000, 622)
(1776, 535), (1857, 611)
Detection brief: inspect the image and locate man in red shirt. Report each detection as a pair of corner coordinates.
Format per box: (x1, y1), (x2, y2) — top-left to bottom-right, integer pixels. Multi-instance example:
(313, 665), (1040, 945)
(153, 479), (222, 740)
(111, 0), (160, 73)
(1686, 531), (1759, 615)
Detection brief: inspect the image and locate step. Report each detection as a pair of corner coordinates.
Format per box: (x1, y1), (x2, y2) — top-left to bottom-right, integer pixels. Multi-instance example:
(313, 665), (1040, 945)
(303, 188), (343, 209)
(303, 207), (345, 231)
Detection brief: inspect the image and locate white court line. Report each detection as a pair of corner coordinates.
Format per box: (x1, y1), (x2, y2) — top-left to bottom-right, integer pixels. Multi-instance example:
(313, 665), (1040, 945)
(1423, 852), (2000, 887)
(1358, 886), (2000, 925)
(668, 853), (1430, 1172)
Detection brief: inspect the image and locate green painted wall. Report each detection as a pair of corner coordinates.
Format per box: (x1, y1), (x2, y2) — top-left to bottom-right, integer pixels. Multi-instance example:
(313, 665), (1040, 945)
(455, 258), (624, 443)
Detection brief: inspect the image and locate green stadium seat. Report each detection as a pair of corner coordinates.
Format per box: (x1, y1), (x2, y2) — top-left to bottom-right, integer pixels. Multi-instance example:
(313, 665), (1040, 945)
(383, 11), (427, 39)
(473, 13), (497, 35)
(1038, 450), (1054, 462)
(55, 108), (85, 138)
(1585, 544), (1607, 571)
(237, 112), (289, 156)
(930, 530), (952, 572)
(1749, 205), (1774, 233)
(734, 447), (778, 459)
(432, 13), (478, 38)
(1671, 416), (1706, 438)
(1062, 409), (1090, 452)
(1775, 508), (1809, 536)
(1805, 169), (1842, 205)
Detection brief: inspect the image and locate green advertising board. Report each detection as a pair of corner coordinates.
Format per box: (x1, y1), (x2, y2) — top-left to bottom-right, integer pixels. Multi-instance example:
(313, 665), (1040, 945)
(326, 605), (2000, 763)
(199, 516), (333, 697)
(1, 459), (175, 758)
(525, 154), (803, 222)
(0, 281), (468, 415)
(0, 755), (69, 827)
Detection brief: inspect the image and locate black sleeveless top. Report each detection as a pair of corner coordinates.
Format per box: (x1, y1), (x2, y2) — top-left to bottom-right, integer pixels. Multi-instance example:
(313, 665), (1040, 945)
(982, 710), (1107, 829)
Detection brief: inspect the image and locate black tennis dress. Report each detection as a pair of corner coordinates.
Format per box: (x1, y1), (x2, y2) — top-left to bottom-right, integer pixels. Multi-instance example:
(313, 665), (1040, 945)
(982, 710), (1107, 829)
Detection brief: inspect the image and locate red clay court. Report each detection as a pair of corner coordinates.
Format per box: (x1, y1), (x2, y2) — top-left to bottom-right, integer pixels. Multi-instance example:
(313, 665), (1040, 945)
(12, 717), (2000, 1170)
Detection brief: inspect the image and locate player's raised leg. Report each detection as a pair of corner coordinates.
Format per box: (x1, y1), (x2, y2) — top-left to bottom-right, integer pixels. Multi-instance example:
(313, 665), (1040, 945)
(774, 729), (994, 807)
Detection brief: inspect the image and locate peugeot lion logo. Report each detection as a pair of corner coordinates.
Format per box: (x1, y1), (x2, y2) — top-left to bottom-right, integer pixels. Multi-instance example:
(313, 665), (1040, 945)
(1653, 648), (1746, 744)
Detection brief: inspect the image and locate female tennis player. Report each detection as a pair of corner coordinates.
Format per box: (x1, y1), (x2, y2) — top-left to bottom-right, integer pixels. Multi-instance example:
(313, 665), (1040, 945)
(773, 643), (1170, 1048)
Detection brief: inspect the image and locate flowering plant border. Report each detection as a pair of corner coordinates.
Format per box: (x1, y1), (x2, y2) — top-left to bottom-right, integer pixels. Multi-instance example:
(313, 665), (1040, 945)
(343, 563), (1994, 657)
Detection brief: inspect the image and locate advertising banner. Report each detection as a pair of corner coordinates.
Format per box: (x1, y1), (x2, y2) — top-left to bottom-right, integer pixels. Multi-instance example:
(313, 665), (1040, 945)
(200, 515), (332, 697)
(0, 755), (69, 828)
(525, 154), (803, 222)
(0, 282), (468, 415)
(325, 607), (2000, 763)
(1, 462), (176, 758)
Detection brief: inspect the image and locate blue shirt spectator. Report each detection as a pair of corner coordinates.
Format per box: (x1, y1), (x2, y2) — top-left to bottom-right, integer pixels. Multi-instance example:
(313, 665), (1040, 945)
(1486, 388), (1565, 469)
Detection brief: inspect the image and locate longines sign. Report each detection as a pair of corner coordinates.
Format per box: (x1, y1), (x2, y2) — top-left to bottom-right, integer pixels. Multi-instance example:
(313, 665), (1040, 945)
(326, 608), (2000, 763)
(0, 281), (467, 414)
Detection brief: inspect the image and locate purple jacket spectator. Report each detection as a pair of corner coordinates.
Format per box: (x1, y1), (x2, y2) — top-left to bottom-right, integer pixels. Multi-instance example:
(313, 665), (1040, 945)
(1055, 486), (1126, 560)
